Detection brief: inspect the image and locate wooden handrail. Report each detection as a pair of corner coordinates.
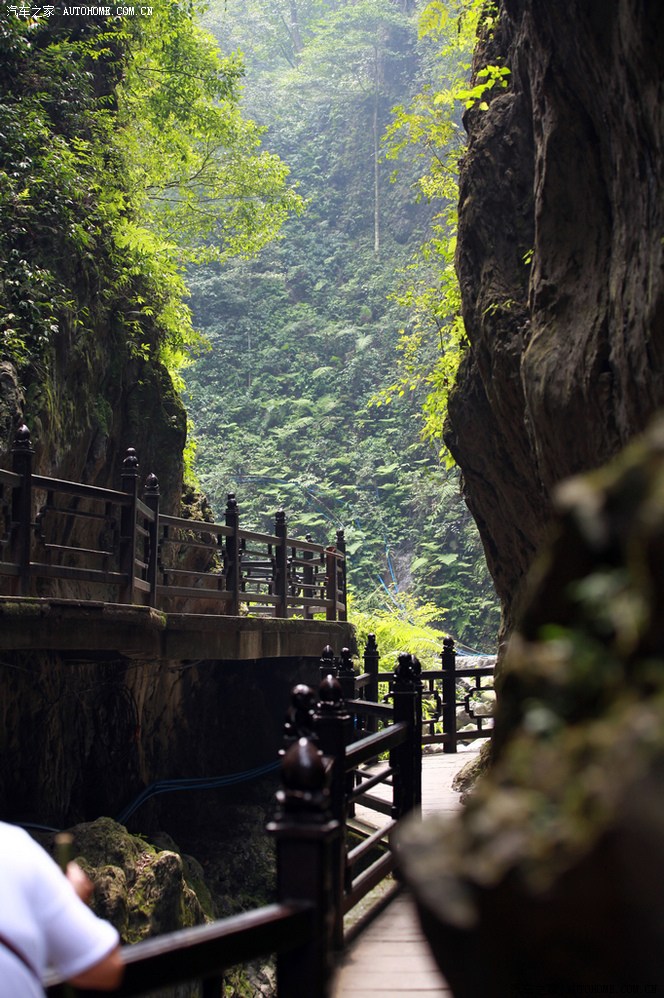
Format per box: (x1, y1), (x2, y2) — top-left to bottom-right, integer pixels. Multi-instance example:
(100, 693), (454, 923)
(41, 639), (424, 998)
(45, 902), (314, 997)
(345, 721), (408, 769)
(0, 429), (347, 619)
(31, 475), (130, 504)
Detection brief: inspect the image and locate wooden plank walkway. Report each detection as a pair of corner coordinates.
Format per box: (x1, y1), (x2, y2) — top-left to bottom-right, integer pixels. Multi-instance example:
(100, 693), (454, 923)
(331, 748), (478, 997)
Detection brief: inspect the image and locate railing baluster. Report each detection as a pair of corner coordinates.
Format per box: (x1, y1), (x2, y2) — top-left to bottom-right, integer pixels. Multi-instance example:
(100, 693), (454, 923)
(303, 535), (315, 619)
(224, 493), (240, 615)
(363, 633), (380, 733)
(325, 546), (337, 621)
(143, 473), (160, 608)
(267, 737), (341, 998)
(11, 423), (34, 597)
(336, 528), (347, 621)
(391, 653), (423, 818)
(441, 636), (457, 754)
(274, 508), (288, 618)
(314, 673), (354, 951)
(120, 447), (140, 605)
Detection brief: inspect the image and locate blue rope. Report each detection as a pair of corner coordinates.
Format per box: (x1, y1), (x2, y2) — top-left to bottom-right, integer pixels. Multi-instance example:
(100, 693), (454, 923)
(115, 760), (280, 825)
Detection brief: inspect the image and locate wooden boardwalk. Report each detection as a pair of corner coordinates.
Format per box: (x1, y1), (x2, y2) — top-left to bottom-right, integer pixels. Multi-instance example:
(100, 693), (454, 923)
(331, 748), (478, 997)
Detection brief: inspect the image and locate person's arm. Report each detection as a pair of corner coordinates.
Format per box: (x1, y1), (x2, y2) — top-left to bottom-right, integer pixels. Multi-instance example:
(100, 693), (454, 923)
(66, 861), (94, 905)
(63, 861), (124, 989)
(69, 943), (124, 990)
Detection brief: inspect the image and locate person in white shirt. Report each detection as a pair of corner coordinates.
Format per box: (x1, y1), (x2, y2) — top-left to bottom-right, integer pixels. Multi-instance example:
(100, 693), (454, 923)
(0, 821), (123, 996)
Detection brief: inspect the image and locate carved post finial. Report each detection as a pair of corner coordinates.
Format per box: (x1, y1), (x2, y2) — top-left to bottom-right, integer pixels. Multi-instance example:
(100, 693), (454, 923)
(275, 737), (329, 820)
(122, 447), (140, 476)
(281, 683), (318, 753)
(394, 651), (417, 690)
(13, 423), (33, 452)
(337, 647), (356, 702)
(318, 672), (344, 711)
(144, 472), (160, 496)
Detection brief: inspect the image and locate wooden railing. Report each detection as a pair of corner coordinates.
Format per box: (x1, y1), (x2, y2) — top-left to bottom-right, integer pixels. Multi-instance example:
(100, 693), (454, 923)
(45, 643), (423, 998)
(44, 638), (493, 996)
(0, 425), (347, 620)
(354, 634), (495, 753)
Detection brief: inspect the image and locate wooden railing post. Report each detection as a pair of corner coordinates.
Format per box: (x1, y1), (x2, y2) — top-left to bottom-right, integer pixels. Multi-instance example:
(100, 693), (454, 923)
(319, 644), (337, 684)
(267, 737), (340, 998)
(143, 473), (160, 608)
(120, 448), (140, 604)
(363, 633), (380, 732)
(11, 423), (34, 596)
(303, 534), (315, 620)
(390, 653), (422, 819)
(224, 493), (240, 615)
(314, 674), (354, 951)
(325, 546), (337, 621)
(337, 647), (356, 704)
(274, 508), (289, 618)
(336, 528), (347, 621)
(441, 636), (457, 754)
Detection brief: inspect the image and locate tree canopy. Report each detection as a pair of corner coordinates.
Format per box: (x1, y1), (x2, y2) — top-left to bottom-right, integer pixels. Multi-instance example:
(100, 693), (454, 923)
(0, 5), (302, 385)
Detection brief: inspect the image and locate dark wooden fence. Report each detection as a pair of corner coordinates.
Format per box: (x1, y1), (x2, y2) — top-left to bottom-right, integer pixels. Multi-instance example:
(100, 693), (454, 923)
(44, 637), (494, 996)
(355, 634), (494, 753)
(45, 644), (423, 998)
(0, 425), (347, 620)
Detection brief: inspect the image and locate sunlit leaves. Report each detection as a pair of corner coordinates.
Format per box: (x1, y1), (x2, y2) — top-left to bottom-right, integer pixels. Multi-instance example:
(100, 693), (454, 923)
(377, 0), (489, 463)
(115, 3), (304, 264)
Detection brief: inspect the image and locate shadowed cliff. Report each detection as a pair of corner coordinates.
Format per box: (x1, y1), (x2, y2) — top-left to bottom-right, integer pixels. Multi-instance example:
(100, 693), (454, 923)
(446, 0), (664, 633)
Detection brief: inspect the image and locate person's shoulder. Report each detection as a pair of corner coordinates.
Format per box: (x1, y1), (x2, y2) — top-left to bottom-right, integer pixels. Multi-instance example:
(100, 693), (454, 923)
(0, 820), (34, 845)
(0, 822), (49, 864)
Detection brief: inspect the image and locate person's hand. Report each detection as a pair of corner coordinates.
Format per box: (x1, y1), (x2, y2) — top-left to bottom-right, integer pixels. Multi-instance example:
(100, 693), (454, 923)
(66, 860), (94, 904)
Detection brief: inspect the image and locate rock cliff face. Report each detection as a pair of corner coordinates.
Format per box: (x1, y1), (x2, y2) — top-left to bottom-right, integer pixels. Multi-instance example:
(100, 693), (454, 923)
(0, 649), (319, 835)
(0, 351), (187, 517)
(446, 0), (664, 632)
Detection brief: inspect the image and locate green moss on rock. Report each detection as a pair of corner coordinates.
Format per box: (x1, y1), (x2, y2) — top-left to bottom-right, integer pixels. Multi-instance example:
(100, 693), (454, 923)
(63, 817), (209, 944)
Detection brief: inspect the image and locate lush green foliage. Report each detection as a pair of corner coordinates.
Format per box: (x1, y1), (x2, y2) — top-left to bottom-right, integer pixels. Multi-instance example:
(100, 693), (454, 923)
(351, 592), (448, 670)
(0, 7), (301, 396)
(379, 0), (507, 463)
(185, 0), (500, 650)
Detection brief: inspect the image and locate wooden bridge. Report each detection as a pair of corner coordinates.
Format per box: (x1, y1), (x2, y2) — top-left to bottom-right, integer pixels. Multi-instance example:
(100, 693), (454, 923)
(44, 640), (493, 997)
(332, 751), (472, 996)
(1, 424), (347, 621)
(1, 424), (494, 994)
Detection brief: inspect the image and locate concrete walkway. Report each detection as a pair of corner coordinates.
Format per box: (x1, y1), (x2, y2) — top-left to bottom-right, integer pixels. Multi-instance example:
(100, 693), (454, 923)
(331, 750), (478, 997)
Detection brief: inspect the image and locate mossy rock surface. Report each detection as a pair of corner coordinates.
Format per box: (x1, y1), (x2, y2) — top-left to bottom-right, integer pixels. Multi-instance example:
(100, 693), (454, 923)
(63, 817), (209, 944)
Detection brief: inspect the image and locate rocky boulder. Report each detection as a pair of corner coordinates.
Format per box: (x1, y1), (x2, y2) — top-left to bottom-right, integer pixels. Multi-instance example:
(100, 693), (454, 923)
(51, 817), (213, 943)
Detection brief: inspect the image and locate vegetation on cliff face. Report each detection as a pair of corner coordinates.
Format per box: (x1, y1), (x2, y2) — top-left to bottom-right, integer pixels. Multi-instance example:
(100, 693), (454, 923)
(379, 0), (496, 462)
(0, 6), (300, 495)
(0, 3), (500, 646)
(184, 0), (500, 650)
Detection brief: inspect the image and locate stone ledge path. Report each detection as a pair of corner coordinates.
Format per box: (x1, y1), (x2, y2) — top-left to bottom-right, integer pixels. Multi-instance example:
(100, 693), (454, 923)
(331, 749), (479, 997)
